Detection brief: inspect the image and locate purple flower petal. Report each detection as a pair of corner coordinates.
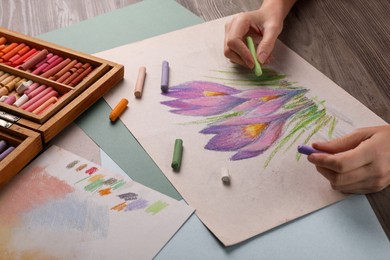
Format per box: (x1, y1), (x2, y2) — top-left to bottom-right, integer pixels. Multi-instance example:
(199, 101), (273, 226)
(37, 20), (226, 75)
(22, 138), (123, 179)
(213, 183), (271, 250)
(162, 95), (246, 116)
(163, 81), (241, 99)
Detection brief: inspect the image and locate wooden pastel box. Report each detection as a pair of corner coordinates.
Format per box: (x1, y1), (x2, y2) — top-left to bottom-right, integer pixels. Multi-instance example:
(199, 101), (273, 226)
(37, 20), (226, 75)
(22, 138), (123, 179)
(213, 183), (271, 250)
(0, 27), (124, 188)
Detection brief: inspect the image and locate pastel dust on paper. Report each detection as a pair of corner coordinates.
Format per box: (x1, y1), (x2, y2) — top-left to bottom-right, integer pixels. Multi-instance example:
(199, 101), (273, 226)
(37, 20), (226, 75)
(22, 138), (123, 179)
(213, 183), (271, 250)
(161, 67), (339, 167)
(0, 146), (193, 259)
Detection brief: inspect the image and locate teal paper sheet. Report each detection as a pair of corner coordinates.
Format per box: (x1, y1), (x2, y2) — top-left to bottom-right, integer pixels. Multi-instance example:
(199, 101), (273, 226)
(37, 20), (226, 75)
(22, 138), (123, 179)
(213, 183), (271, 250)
(38, 0), (202, 200)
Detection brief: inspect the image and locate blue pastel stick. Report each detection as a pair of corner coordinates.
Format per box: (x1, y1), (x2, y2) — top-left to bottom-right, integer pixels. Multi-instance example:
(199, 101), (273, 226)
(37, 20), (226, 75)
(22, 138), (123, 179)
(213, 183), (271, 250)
(297, 145), (325, 155)
(161, 60), (169, 93)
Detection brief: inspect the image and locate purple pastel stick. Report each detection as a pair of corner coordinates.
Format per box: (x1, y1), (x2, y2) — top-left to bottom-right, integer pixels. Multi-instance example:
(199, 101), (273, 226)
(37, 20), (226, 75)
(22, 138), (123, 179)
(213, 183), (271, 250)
(0, 146), (15, 161)
(0, 140), (7, 153)
(161, 60), (169, 93)
(297, 144), (325, 155)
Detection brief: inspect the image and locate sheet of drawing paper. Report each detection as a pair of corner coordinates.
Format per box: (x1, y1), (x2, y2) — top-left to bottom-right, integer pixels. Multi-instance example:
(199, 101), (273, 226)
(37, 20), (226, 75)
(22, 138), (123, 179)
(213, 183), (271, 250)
(53, 123), (101, 164)
(0, 146), (193, 259)
(99, 17), (387, 245)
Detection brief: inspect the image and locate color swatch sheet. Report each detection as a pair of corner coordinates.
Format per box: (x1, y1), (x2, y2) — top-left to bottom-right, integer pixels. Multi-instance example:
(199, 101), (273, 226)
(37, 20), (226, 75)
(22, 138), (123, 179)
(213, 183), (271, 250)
(37, 0), (389, 257)
(0, 146), (193, 259)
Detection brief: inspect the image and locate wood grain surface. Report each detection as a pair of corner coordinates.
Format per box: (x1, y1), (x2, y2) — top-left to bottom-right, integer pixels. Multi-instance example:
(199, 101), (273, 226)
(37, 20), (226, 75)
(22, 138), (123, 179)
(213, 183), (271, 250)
(1, 0), (389, 239)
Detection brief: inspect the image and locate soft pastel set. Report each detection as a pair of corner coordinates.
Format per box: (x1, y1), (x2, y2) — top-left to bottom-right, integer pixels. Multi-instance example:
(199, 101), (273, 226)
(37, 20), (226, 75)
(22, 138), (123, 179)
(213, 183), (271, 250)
(0, 27), (124, 188)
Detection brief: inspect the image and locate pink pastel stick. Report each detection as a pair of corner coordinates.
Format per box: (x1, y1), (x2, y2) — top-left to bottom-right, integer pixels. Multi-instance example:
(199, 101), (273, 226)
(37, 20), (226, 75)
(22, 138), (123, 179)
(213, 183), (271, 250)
(31, 62), (49, 75)
(21, 87), (52, 110)
(23, 82), (40, 95)
(25, 90), (58, 112)
(35, 53), (53, 68)
(42, 56), (64, 73)
(26, 85), (46, 98)
(33, 96), (58, 114)
(3, 95), (16, 105)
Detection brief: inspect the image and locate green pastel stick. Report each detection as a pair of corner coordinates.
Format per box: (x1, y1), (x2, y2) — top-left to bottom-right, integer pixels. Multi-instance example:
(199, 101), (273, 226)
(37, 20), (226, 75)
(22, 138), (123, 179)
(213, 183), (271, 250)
(246, 36), (263, 76)
(171, 139), (183, 170)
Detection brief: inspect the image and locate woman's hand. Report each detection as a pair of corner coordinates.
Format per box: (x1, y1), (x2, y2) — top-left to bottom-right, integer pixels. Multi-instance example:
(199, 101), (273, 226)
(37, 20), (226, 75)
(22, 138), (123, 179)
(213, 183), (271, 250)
(308, 125), (390, 194)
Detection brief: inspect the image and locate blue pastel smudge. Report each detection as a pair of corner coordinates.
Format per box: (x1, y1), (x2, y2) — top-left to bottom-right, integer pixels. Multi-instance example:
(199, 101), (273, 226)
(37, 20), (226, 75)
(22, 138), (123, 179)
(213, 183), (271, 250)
(22, 193), (109, 238)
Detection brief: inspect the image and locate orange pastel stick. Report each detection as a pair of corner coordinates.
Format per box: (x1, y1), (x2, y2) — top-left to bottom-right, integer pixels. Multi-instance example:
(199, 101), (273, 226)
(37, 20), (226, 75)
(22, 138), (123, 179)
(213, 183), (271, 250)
(69, 66), (92, 87)
(12, 48), (37, 66)
(1, 43), (26, 61)
(109, 98), (128, 122)
(62, 71), (79, 85)
(50, 59), (77, 80)
(56, 71), (72, 83)
(0, 37), (7, 45)
(0, 43), (18, 56)
(33, 96), (58, 114)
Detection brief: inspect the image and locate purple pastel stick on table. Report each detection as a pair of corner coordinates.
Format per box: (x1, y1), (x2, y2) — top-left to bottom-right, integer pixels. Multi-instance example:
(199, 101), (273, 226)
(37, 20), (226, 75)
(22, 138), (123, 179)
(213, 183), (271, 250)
(161, 60), (169, 93)
(297, 144), (325, 155)
(0, 146), (15, 161)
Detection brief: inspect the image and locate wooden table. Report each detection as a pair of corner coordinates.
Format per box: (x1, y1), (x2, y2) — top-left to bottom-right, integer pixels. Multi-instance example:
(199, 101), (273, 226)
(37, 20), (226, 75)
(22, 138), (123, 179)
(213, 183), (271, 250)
(1, 0), (389, 240)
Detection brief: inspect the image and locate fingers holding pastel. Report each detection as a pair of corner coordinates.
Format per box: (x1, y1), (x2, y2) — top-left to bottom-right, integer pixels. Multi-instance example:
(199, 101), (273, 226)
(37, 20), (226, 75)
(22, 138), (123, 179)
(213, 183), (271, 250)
(224, 13), (257, 68)
(309, 128), (390, 193)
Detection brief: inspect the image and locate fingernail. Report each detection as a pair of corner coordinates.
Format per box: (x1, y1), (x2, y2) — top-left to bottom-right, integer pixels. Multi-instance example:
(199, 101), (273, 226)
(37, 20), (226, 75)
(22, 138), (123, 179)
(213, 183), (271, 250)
(258, 52), (268, 64)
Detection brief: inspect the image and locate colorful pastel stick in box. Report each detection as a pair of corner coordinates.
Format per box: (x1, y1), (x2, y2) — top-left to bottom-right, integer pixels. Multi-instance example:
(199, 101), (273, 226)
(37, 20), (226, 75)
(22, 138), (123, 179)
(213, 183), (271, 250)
(0, 139), (15, 161)
(0, 27), (124, 188)
(0, 37), (95, 87)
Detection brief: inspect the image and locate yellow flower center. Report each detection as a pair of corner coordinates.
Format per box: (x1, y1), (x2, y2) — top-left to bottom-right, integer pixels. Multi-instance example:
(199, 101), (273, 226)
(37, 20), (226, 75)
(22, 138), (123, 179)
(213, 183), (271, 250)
(259, 95), (279, 102)
(203, 91), (226, 96)
(242, 123), (267, 138)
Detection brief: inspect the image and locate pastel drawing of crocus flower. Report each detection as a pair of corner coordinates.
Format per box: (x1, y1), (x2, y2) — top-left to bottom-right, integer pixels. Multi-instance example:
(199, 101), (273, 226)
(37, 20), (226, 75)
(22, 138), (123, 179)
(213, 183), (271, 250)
(201, 109), (302, 160)
(161, 71), (333, 165)
(161, 81), (246, 116)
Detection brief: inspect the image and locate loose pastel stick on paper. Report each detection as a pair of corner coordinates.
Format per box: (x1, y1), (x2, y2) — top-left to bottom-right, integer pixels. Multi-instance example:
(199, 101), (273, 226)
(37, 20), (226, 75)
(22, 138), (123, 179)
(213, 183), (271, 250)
(246, 36), (262, 76)
(134, 66), (146, 98)
(297, 145), (326, 155)
(109, 98), (128, 122)
(221, 167), (231, 185)
(161, 60), (169, 93)
(171, 139), (183, 170)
